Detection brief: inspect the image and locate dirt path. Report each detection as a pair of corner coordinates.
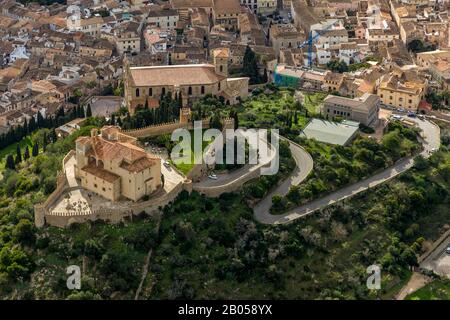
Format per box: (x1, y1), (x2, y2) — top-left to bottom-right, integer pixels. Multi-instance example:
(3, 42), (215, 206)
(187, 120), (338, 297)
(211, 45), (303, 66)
(395, 272), (432, 300)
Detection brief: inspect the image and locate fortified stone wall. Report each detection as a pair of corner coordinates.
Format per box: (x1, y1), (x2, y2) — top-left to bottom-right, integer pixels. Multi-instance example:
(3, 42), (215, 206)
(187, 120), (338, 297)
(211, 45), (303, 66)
(38, 179), (193, 228)
(34, 171), (68, 228)
(121, 121), (187, 138)
(36, 116), (236, 228)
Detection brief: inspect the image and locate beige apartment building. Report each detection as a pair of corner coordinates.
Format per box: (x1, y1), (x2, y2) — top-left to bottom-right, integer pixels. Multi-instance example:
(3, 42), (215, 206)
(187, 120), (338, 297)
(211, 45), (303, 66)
(113, 21), (141, 55)
(322, 93), (380, 126)
(270, 24), (305, 57)
(213, 0), (241, 31)
(124, 51), (249, 113)
(377, 74), (426, 111)
(75, 126), (162, 202)
(258, 0), (277, 14)
(147, 9), (179, 29)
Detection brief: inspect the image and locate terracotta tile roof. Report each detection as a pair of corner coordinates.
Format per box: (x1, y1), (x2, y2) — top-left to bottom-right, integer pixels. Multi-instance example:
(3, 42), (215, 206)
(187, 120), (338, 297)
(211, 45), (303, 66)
(81, 163), (120, 183)
(129, 64), (224, 87)
(120, 156), (157, 173)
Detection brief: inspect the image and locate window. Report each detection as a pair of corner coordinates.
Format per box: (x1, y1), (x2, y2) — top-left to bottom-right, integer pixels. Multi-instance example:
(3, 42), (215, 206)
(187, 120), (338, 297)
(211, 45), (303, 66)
(408, 99), (412, 103)
(188, 86), (192, 95)
(218, 82), (221, 90)
(162, 87), (166, 95)
(135, 88), (140, 97)
(201, 85), (205, 94)
(149, 88), (153, 96)
(94, 184), (97, 188)
(102, 187), (106, 192)
(220, 65), (223, 73)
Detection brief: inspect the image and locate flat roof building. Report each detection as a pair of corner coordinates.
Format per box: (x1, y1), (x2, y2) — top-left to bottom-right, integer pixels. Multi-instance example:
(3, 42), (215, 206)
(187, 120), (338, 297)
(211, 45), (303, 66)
(322, 93), (380, 126)
(300, 118), (359, 146)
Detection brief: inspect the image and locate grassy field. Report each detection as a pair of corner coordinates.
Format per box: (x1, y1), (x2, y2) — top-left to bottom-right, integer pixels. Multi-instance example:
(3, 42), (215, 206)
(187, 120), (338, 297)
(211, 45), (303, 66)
(237, 89), (311, 130)
(303, 92), (327, 115)
(406, 280), (450, 300)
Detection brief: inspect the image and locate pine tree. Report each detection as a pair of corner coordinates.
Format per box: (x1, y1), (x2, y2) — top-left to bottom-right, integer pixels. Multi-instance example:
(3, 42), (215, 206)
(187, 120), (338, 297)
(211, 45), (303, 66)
(5, 154), (15, 170)
(24, 146), (30, 160)
(32, 141), (39, 157)
(15, 144), (22, 164)
(86, 104), (92, 117)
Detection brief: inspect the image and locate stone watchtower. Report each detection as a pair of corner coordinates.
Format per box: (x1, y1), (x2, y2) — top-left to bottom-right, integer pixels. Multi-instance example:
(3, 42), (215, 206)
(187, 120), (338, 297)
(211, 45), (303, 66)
(179, 107), (192, 124)
(212, 47), (230, 77)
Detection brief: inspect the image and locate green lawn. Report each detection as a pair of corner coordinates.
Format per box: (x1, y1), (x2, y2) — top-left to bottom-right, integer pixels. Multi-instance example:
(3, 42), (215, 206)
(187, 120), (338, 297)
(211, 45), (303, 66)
(0, 136), (33, 163)
(406, 280), (450, 300)
(171, 130), (212, 175)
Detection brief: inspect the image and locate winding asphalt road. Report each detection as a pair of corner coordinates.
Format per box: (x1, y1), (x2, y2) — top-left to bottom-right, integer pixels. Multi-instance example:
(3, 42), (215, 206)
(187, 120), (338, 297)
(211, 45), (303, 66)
(193, 132), (278, 195)
(254, 117), (441, 225)
(253, 138), (313, 220)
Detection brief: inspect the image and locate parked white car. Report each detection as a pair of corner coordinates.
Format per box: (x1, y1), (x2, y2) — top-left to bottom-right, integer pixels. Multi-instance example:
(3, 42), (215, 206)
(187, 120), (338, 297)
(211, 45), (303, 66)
(208, 173), (218, 180)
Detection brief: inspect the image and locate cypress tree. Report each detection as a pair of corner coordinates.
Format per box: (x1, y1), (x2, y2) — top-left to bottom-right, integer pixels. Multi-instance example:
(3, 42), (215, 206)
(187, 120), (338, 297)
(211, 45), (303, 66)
(86, 104), (92, 117)
(37, 112), (45, 128)
(24, 146), (30, 160)
(15, 144), (22, 164)
(5, 154), (15, 170)
(262, 68), (268, 83)
(51, 128), (57, 142)
(23, 118), (28, 135)
(43, 132), (47, 152)
(32, 141), (39, 157)
(178, 92), (183, 107)
(243, 46), (259, 84)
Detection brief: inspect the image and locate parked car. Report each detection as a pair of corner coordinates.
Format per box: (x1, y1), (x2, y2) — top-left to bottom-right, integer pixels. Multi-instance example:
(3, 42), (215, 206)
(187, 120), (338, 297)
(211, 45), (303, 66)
(446, 246), (450, 255)
(407, 112), (416, 118)
(208, 173), (218, 180)
(163, 160), (171, 167)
